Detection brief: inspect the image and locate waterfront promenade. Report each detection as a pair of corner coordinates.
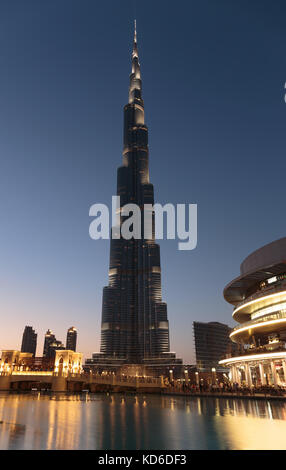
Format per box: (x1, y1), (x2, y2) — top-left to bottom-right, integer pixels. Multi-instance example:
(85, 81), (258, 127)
(163, 383), (286, 400)
(2, 369), (286, 400)
(2, 350), (286, 399)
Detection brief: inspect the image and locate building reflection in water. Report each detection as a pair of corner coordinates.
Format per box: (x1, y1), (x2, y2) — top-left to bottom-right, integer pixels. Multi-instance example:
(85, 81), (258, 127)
(0, 393), (286, 449)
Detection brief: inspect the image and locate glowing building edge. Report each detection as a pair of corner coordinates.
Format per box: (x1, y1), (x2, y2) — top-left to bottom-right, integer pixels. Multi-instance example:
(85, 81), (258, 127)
(232, 289), (286, 319)
(219, 351), (286, 365)
(230, 317), (286, 339)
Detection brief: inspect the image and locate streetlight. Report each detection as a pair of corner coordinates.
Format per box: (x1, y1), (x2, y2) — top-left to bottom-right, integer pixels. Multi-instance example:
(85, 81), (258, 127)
(184, 369), (189, 383)
(195, 371), (199, 385)
(211, 367), (216, 385)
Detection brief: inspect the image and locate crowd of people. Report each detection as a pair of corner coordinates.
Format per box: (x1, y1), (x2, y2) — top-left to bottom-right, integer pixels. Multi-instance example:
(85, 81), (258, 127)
(165, 380), (286, 397)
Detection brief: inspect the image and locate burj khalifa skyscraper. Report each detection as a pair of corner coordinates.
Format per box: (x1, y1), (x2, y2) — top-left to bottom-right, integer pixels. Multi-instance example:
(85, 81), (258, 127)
(86, 22), (182, 375)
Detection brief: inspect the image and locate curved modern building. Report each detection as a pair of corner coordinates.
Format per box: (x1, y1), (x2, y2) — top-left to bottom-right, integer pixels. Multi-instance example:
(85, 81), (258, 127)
(219, 237), (286, 387)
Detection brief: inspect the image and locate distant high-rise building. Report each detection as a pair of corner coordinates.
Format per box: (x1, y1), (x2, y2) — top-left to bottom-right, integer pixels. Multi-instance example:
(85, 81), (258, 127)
(21, 326), (37, 356)
(66, 327), (77, 351)
(43, 329), (55, 357)
(43, 329), (66, 359)
(193, 321), (241, 372)
(48, 340), (65, 358)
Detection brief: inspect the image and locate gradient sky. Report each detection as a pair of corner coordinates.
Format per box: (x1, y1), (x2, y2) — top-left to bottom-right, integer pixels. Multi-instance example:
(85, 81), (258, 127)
(0, 0), (285, 363)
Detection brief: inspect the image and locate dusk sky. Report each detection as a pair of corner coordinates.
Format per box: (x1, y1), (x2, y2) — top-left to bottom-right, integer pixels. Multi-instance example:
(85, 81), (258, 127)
(0, 0), (285, 363)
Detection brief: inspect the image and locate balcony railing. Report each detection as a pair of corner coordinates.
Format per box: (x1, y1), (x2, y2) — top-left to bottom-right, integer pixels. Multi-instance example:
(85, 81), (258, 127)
(233, 280), (286, 313)
(224, 345), (286, 359)
(232, 311), (286, 332)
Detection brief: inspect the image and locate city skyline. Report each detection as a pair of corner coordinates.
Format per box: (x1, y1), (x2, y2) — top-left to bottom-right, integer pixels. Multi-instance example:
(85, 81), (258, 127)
(0, 0), (285, 363)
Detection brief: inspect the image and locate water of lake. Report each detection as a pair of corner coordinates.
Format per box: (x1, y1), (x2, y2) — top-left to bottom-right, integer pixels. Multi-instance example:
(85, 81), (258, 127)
(0, 392), (285, 450)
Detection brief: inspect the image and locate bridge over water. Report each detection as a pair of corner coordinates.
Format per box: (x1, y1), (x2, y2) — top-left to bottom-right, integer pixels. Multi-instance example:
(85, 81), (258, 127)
(0, 371), (165, 392)
(0, 349), (165, 392)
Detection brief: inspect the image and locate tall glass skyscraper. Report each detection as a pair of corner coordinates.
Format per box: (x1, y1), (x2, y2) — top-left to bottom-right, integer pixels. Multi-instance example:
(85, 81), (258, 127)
(21, 326), (37, 357)
(86, 23), (182, 374)
(66, 327), (77, 352)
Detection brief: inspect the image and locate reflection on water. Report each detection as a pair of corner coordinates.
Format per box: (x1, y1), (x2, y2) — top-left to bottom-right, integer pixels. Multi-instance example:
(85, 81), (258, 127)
(0, 392), (286, 449)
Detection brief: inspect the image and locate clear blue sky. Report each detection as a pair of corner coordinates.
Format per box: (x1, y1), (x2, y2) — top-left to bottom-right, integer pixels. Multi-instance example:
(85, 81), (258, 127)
(0, 0), (285, 363)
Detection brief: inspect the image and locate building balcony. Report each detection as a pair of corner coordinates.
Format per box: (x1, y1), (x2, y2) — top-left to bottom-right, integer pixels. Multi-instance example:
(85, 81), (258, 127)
(232, 280), (286, 322)
(230, 311), (286, 343)
(223, 343), (286, 359)
(220, 349), (286, 367)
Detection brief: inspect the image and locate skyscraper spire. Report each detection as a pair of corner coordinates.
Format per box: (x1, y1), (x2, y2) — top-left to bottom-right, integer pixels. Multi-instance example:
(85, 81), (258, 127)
(129, 19), (141, 103)
(134, 19), (137, 44)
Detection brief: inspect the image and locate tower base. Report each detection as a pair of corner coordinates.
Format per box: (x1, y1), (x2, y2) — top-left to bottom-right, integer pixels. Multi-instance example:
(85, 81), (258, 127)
(84, 353), (183, 378)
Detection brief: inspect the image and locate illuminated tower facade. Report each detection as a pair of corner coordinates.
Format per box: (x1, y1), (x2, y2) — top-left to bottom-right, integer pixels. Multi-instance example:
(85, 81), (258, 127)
(86, 23), (182, 373)
(66, 327), (77, 352)
(43, 329), (56, 357)
(43, 329), (64, 358)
